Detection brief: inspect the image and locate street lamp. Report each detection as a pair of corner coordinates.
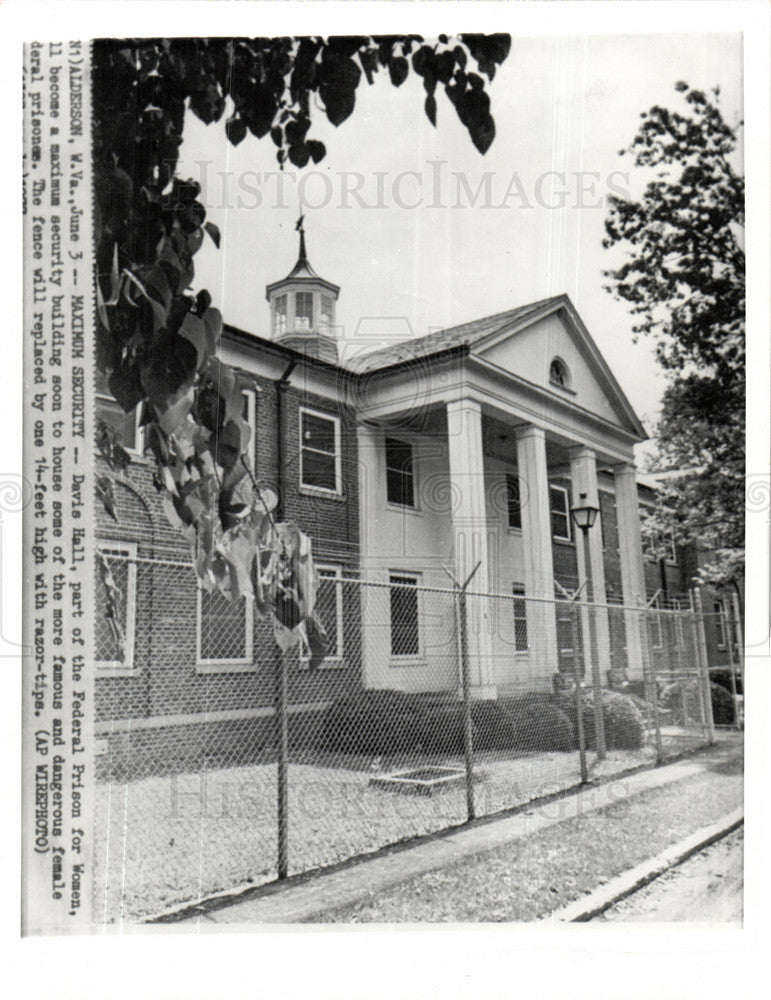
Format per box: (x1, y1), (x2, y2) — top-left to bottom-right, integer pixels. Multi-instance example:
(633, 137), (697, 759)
(571, 491), (607, 760)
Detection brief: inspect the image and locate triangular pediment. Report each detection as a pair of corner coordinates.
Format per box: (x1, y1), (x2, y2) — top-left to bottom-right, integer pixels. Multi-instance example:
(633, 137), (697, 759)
(472, 297), (645, 439)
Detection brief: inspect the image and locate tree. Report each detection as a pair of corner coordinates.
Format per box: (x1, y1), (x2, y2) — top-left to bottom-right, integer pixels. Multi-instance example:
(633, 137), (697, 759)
(92, 35), (510, 646)
(603, 82), (745, 589)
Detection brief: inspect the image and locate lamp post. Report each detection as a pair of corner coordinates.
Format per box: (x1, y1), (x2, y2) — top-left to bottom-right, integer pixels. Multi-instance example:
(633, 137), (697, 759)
(571, 492), (607, 760)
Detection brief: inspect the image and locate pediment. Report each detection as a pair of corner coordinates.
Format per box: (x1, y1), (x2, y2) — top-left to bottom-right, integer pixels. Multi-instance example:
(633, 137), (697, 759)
(473, 299), (645, 439)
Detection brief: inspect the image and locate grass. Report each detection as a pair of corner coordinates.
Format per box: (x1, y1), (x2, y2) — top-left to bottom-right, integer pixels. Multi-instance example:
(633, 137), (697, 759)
(317, 744), (743, 923)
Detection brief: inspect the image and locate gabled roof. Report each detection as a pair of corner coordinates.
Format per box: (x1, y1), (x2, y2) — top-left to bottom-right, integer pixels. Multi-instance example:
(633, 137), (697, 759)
(348, 293), (646, 440)
(347, 295), (563, 374)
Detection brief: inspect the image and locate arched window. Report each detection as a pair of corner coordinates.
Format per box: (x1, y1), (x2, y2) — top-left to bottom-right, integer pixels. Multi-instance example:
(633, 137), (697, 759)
(549, 357), (570, 388)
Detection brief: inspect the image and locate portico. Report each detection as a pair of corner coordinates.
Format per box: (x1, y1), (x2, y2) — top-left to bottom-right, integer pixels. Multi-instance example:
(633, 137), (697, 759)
(352, 294), (648, 698)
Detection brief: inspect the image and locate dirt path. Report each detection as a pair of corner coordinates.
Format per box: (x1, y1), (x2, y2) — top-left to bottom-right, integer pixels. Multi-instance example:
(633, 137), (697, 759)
(595, 827), (743, 923)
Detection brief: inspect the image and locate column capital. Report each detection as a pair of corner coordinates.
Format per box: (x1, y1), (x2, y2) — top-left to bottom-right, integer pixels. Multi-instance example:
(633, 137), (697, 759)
(611, 460), (638, 477)
(446, 396), (483, 416)
(513, 423), (546, 443)
(567, 444), (597, 461)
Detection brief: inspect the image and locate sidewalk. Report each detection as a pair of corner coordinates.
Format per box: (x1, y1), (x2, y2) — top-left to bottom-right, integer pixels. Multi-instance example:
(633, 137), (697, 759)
(170, 736), (743, 927)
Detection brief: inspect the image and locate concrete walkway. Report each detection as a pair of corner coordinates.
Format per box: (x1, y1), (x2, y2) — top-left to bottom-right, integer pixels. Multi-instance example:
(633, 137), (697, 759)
(169, 739), (742, 928)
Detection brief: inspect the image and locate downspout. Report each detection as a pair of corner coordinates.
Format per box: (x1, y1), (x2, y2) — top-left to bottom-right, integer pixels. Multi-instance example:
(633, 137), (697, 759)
(275, 360), (296, 522)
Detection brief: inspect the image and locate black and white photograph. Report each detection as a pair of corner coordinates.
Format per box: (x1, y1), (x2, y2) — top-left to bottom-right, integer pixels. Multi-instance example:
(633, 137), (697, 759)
(10, 0), (770, 997)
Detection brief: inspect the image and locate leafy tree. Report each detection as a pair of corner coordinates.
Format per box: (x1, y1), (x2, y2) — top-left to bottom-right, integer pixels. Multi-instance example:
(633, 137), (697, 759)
(603, 81), (744, 589)
(92, 35), (509, 641)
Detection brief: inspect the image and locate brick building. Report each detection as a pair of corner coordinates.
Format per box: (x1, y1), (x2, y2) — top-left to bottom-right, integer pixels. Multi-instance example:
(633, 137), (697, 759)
(94, 231), (736, 768)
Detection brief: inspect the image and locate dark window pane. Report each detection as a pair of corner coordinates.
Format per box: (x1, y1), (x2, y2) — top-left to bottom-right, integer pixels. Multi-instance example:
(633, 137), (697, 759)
(506, 475), (521, 529)
(302, 412), (336, 454)
(296, 291), (313, 329)
(301, 449), (337, 491)
(512, 585), (528, 652)
(200, 588), (248, 660)
(385, 438), (414, 506)
(390, 576), (419, 656)
(386, 469), (414, 507)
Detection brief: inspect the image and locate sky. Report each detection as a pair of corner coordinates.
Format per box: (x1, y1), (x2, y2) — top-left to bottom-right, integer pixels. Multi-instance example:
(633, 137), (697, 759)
(177, 32), (744, 457)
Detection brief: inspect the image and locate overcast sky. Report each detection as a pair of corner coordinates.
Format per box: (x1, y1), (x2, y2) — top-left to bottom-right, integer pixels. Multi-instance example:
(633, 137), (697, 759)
(178, 32), (743, 456)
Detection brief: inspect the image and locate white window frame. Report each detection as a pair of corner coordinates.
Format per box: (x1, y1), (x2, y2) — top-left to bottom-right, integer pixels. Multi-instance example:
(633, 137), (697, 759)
(320, 294), (334, 334)
(299, 406), (342, 496)
(96, 393), (145, 457)
(714, 600), (727, 650)
(96, 541), (138, 676)
(295, 290), (314, 331)
(511, 583), (528, 652)
(196, 585), (255, 673)
(274, 293), (288, 335)
(389, 571), (422, 663)
(549, 483), (572, 543)
(549, 357), (572, 390)
(649, 596), (664, 650)
(300, 564), (344, 669)
(384, 436), (417, 510)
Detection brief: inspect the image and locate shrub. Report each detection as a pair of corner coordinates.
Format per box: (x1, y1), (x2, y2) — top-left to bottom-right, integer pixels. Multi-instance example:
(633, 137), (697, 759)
(558, 689), (646, 751)
(472, 696), (575, 753)
(320, 689), (423, 754)
(709, 669), (743, 697)
(660, 679), (736, 726)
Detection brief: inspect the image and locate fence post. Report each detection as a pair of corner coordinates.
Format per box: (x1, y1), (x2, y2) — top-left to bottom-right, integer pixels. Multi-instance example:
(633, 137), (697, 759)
(723, 602), (741, 727)
(457, 587), (476, 822)
(731, 590), (744, 672)
(692, 588), (715, 744)
(571, 603), (588, 784)
(275, 646), (289, 879)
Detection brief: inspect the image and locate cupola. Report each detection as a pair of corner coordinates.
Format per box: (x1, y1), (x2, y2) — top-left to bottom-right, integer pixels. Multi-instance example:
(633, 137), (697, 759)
(265, 218), (340, 363)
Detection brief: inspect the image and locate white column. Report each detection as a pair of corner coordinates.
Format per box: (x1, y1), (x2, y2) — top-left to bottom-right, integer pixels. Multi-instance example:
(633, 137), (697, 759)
(446, 399), (496, 698)
(613, 462), (647, 679)
(569, 447), (612, 682)
(515, 425), (559, 689)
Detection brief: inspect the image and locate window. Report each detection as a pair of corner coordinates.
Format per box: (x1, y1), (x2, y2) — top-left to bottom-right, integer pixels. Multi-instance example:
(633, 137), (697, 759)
(96, 543), (137, 672)
(274, 293), (288, 335)
(389, 573), (420, 658)
(550, 484), (571, 542)
(241, 388), (257, 472)
(714, 601), (727, 650)
(320, 295), (334, 333)
(512, 584), (528, 652)
(385, 438), (415, 507)
(549, 357), (570, 388)
(306, 565), (344, 664)
(197, 586), (253, 668)
(506, 474), (522, 530)
(95, 368), (143, 453)
(649, 596), (663, 649)
(300, 408), (341, 494)
(295, 291), (313, 331)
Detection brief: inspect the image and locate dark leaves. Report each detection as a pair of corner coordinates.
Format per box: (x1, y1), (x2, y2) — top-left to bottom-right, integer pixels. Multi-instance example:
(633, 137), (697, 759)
(425, 93), (437, 127)
(388, 56), (409, 88)
(225, 116), (247, 146)
(203, 221), (221, 248)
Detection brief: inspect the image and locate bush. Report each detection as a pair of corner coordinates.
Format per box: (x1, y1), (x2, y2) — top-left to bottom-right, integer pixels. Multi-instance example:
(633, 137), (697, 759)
(558, 689), (646, 751)
(321, 690), (576, 756)
(321, 689), (423, 754)
(709, 669), (743, 697)
(660, 679), (736, 726)
(472, 695), (575, 753)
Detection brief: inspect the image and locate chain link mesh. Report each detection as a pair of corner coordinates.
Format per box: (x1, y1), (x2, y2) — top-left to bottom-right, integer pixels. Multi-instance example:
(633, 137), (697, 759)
(93, 552), (735, 923)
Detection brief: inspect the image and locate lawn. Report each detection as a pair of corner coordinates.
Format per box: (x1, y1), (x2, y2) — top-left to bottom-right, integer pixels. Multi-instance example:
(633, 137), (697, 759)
(93, 733), (700, 923)
(316, 744), (744, 923)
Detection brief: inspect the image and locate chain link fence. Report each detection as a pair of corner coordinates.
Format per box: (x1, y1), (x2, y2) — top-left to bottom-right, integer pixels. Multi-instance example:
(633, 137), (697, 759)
(93, 552), (738, 924)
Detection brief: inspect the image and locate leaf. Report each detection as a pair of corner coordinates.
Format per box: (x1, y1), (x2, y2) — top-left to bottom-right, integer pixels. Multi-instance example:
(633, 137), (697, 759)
(469, 113), (496, 155)
(425, 94), (437, 127)
(203, 221), (221, 249)
(306, 139), (326, 164)
(388, 56), (409, 88)
(225, 116), (247, 146)
(96, 476), (119, 522)
(320, 83), (356, 127)
(288, 143), (310, 168)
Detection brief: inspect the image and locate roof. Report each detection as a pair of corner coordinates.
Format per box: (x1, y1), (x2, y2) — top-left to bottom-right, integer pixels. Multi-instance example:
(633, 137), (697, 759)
(346, 296), (564, 374)
(265, 229), (340, 299)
